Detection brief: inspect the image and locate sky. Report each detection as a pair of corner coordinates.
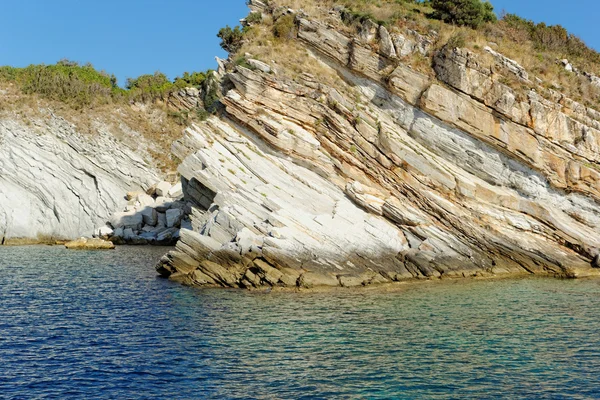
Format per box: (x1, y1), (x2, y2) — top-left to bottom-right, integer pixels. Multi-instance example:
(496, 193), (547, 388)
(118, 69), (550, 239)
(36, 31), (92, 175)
(0, 0), (249, 87)
(0, 0), (598, 87)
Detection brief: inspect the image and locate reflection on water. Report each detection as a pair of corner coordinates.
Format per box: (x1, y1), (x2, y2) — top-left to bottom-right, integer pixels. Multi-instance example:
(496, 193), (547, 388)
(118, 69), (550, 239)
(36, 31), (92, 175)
(1, 245), (600, 399)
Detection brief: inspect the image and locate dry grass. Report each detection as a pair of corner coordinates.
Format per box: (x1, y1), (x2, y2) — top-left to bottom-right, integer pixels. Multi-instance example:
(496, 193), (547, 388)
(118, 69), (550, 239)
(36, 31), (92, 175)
(0, 82), (183, 172)
(236, 16), (340, 86)
(259, 0), (600, 109)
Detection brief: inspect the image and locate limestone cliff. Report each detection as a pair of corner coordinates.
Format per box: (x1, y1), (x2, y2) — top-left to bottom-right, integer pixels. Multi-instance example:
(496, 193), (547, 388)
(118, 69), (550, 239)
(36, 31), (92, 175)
(0, 107), (163, 244)
(151, 3), (600, 287)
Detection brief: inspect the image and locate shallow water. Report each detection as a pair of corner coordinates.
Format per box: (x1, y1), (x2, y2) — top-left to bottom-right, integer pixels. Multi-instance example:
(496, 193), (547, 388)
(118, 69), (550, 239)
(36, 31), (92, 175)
(1, 246), (600, 399)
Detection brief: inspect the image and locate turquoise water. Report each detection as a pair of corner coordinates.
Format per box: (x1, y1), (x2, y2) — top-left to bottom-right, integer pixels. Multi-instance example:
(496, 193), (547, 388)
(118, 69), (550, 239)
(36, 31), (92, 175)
(1, 246), (600, 399)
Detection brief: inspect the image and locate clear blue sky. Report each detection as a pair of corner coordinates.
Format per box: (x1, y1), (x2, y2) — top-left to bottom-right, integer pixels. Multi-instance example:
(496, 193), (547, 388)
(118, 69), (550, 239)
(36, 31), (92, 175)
(0, 0), (249, 87)
(0, 0), (597, 87)
(490, 0), (599, 51)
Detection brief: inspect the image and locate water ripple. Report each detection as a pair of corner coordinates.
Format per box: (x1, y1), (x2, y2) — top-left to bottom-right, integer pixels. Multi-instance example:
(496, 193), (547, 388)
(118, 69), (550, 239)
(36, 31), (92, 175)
(1, 246), (600, 398)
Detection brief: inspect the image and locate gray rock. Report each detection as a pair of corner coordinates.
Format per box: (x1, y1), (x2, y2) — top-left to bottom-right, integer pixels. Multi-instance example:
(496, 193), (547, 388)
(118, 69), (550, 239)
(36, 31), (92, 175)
(141, 207), (158, 226)
(166, 209), (183, 228)
(247, 59), (272, 74)
(378, 25), (396, 58)
(154, 196), (174, 212)
(110, 211), (143, 230)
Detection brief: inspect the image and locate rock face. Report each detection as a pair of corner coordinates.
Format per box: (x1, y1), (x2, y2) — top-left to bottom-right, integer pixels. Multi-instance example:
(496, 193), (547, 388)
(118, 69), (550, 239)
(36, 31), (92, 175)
(155, 5), (600, 288)
(0, 113), (160, 244)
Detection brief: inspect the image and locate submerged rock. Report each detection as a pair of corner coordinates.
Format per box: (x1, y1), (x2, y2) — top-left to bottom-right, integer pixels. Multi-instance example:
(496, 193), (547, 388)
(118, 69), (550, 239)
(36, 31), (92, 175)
(65, 238), (115, 250)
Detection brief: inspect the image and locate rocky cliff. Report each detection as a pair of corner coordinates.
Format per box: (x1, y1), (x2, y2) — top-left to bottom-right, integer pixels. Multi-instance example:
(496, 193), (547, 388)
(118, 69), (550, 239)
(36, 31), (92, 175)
(0, 106), (163, 244)
(156, 1), (600, 288)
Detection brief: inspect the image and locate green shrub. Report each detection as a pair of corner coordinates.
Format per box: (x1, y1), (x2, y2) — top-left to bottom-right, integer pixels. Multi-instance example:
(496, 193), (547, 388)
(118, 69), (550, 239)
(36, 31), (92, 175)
(2, 61), (120, 108)
(246, 12), (263, 24)
(202, 72), (221, 113)
(340, 9), (386, 27)
(431, 0), (496, 29)
(217, 25), (248, 53)
(502, 13), (600, 63)
(445, 31), (466, 48)
(173, 71), (207, 89)
(273, 14), (297, 40)
(126, 71), (174, 103)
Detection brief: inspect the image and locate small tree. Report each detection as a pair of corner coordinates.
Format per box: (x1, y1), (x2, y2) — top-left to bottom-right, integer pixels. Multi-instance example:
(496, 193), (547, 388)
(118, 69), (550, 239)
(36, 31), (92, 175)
(217, 25), (247, 53)
(431, 0), (497, 29)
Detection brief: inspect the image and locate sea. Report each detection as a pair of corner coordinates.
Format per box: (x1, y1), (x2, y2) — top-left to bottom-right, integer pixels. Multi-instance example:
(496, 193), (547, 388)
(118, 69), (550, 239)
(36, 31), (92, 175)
(1, 245), (599, 399)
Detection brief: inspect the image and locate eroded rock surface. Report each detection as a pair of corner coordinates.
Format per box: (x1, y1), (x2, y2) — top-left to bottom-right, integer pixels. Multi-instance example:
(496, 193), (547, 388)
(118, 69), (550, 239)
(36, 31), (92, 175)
(0, 112), (159, 243)
(153, 6), (600, 288)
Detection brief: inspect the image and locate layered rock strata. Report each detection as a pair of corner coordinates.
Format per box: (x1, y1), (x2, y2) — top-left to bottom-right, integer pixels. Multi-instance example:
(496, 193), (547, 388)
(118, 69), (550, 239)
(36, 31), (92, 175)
(0, 112), (160, 244)
(157, 4), (600, 288)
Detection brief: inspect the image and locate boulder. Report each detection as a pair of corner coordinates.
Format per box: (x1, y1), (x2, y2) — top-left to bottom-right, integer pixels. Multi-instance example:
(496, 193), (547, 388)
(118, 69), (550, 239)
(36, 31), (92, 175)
(166, 208), (183, 228)
(157, 212), (167, 227)
(167, 182), (183, 198)
(96, 226), (114, 239)
(378, 25), (396, 58)
(123, 228), (135, 240)
(65, 237), (115, 250)
(141, 207), (158, 226)
(110, 211), (143, 230)
(155, 181), (172, 197)
(247, 59), (272, 74)
(155, 197), (174, 212)
(136, 193), (155, 208)
(126, 191), (144, 201)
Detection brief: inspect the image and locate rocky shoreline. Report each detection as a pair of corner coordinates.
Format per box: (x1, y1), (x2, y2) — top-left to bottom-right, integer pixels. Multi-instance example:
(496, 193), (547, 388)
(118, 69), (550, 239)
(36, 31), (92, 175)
(155, 2), (600, 289)
(3, 1), (600, 291)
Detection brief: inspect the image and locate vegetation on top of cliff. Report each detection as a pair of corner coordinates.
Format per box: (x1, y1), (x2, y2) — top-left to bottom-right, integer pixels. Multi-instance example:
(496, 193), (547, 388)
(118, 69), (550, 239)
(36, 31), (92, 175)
(431, 0), (496, 29)
(0, 60), (210, 110)
(0, 60), (217, 172)
(231, 0), (600, 108)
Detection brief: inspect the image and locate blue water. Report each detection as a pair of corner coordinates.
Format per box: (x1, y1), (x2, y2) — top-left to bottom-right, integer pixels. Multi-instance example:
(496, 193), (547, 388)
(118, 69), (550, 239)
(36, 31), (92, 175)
(1, 246), (600, 399)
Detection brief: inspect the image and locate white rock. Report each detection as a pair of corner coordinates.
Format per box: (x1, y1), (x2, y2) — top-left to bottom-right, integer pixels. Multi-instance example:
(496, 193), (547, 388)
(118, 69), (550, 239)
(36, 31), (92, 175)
(248, 59), (272, 74)
(167, 182), (183, 198)
(0, 115), (159, 242)
(98, 226), (114, 238)
(136, 193), (155, 207)
(155, 181), (172, 197)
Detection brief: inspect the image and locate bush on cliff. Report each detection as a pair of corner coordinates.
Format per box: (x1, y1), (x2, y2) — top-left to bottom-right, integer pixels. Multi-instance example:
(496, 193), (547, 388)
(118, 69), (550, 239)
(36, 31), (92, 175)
(273, 14), (297, 40)
(431, 0), (496, 29)
(218, 25), (248, 53)
(125, 72), (175, 103)
(0, 60), (124, 108)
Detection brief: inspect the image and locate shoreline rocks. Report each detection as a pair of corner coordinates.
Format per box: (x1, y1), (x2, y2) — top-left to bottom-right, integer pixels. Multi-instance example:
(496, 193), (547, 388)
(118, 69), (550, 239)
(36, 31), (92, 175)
(94, 179), (192, 246)
(65, 237), (115, 250)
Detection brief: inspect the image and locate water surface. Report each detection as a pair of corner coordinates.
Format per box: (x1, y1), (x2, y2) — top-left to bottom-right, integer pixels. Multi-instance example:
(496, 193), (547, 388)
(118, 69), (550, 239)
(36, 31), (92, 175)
(1, 246), (600, 399)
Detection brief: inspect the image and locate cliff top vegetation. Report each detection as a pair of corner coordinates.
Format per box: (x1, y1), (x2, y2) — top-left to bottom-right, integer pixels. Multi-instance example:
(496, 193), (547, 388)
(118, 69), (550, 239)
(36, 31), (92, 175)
(222, 0), (600, 108)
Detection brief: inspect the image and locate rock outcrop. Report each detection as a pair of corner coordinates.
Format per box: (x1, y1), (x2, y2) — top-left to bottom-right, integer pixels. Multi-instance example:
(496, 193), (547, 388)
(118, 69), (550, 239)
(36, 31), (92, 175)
(156, 4), (600, 288)
(0, 111), (160, 244)
(65, 237), (115, 250)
